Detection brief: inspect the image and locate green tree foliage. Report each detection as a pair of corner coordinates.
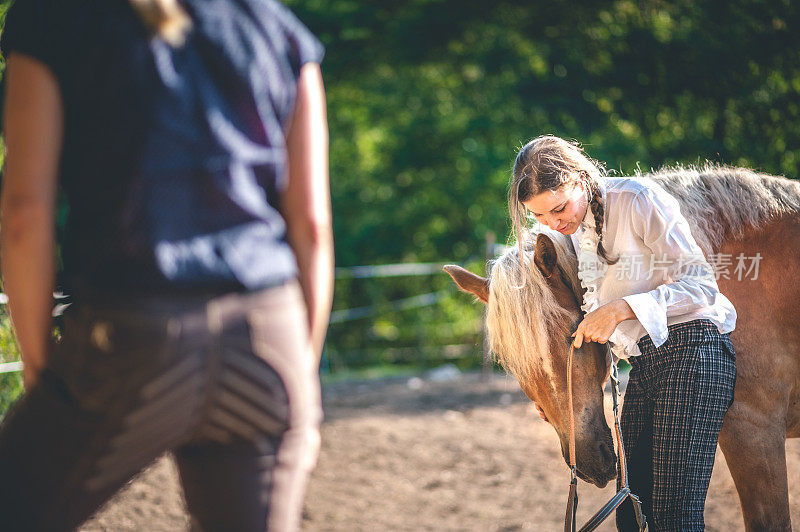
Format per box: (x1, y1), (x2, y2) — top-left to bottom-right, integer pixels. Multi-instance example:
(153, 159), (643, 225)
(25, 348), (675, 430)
(0, 1), (21, 418)
(1, 1), (799, 395)
(0, 306), (23, 421)
(285, 0), (800, 370)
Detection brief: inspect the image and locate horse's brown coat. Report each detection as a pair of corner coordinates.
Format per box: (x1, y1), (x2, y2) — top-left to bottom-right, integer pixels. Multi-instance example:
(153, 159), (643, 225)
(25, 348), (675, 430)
(446, 169), (800, 531)
(714, 213), (800, 530)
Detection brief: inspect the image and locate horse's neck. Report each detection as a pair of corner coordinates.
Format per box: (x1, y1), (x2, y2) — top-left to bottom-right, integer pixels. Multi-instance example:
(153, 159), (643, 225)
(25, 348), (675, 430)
(716, 212), (800, 266)
(716, 212), (800, 435)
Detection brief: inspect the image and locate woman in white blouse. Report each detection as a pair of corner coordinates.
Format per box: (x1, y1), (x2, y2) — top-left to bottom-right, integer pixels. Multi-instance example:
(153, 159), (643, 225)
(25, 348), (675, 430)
(509, 135), (737, 531)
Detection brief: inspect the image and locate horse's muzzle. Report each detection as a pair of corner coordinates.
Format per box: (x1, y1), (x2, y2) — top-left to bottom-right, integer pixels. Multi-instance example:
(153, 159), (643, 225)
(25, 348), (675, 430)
(566, 438), (617, 488)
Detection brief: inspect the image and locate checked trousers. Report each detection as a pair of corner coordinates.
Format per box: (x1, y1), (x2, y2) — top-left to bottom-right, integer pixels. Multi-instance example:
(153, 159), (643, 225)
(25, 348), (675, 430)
(616, 319), (736, 532)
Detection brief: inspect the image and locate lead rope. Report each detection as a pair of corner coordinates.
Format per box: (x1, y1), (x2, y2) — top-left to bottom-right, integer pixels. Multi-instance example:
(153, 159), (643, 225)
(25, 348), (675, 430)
(565, 345), (647, 532)
(565, 343), (578, 532)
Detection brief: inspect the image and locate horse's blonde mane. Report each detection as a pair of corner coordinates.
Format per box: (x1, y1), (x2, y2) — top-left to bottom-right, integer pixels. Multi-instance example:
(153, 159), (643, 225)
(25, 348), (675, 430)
(486, 229), (580, 383)
(643, 164), (800, 255)
(486, 165), (800, 384)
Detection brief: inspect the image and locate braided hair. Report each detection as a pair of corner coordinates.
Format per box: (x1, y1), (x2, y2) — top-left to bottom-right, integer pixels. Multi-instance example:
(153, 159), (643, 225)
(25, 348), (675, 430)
(585, 178), (617, 264)
(509, 135), (617, 264)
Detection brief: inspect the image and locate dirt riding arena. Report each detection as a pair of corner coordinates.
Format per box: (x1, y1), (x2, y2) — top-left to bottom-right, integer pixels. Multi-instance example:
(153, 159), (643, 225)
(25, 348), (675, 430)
(82, 370), (800, 531)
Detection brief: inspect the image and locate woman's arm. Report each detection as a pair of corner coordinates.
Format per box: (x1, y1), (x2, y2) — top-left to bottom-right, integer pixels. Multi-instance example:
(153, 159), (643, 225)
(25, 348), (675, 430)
(618, 187), (723, 347)
(282, 62), (333, 360)
(1, 53), (63, 388)
(572, 299), (634, 348)
(574, 186), (726, 349)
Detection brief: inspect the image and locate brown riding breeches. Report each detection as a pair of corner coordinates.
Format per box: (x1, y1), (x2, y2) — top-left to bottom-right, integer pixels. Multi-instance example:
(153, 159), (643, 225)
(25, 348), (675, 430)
(0, 282), (322, 531)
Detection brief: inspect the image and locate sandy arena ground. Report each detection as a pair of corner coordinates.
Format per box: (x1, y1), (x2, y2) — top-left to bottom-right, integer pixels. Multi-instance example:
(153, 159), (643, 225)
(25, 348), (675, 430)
(81, 371), (800, 531)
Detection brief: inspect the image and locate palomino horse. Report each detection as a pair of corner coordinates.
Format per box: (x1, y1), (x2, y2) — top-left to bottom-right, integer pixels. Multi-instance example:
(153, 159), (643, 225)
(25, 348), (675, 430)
(445, 165), (800, 531)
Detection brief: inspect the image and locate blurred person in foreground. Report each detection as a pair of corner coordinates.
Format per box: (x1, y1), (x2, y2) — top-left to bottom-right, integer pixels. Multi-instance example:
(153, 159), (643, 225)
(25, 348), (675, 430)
(0, 0), (332, 529)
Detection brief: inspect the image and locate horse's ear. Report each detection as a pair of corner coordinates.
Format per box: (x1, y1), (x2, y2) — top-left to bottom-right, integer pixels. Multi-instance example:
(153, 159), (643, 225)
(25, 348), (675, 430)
(534, 234), (558, 278)
(443, 265), (490, 304)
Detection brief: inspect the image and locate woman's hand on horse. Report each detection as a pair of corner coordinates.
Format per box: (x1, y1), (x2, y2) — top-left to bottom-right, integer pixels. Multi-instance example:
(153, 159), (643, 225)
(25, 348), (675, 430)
(572, 299), (635, 348)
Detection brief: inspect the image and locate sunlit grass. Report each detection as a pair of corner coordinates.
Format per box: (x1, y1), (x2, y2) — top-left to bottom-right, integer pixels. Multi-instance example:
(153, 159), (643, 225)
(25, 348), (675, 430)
(0, 308), (23, 421)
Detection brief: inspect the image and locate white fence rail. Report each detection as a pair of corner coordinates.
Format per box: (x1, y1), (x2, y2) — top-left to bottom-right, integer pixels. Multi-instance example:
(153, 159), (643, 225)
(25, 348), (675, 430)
(0, 261), (471, 374)
(0, 362), (22, 374)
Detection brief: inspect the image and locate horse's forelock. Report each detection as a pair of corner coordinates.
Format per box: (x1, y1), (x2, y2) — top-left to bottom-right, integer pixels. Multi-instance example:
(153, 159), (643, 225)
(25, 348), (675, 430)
(487, 165), (800, 393)
(486, 230), (580, 388)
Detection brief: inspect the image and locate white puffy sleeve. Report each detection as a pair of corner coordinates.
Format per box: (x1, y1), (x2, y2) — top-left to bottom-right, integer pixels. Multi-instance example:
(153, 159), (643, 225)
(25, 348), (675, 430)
(620, 186), (722, 347)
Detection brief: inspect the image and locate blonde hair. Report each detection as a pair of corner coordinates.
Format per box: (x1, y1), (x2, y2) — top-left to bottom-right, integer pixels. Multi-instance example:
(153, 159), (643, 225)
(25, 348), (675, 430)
(509, 135), (616, 266)
(129, 0), (192, 47)
(645, 163), (800, 255)
(492, 161), (800, 386)
(486, 229), (581, 384)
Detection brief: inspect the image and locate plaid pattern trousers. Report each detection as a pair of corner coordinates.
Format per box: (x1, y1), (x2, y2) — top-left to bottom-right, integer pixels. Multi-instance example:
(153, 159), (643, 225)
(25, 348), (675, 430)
(616, 319), (736, 532)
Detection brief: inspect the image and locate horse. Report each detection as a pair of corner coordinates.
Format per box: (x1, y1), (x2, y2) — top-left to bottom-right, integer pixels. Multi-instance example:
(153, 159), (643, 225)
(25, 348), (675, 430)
(444, 165), (800, 531)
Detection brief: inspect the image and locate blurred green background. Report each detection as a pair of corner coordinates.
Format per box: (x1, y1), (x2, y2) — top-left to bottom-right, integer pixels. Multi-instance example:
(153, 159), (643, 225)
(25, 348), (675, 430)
(2, 0), (799, 414)
(287, 0), (800, 377)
